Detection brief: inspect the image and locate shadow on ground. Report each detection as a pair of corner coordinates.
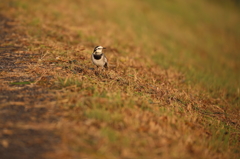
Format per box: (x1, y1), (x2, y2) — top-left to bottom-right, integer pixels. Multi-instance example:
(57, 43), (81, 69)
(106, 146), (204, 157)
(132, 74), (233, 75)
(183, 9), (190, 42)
(0, 14), (61, 159)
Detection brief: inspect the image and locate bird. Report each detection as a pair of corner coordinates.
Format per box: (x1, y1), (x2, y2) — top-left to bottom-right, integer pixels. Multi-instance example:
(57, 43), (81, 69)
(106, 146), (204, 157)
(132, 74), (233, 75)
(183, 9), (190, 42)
(91, 46), (108, 70)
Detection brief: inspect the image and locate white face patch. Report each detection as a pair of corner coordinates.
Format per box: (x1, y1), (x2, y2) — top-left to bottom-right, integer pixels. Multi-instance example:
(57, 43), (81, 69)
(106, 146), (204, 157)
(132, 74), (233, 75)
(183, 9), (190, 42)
(96, 48), (103, 52)
(94, 50), (102, 55)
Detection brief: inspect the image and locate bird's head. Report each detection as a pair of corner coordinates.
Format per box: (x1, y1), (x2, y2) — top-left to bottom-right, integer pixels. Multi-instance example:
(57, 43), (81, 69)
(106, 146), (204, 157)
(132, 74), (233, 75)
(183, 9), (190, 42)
(93, 46), (106, 55)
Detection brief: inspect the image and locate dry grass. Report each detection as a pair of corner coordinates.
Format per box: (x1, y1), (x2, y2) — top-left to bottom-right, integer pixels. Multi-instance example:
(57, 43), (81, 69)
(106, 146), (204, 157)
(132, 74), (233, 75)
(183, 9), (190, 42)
(0, 0), (239, 158)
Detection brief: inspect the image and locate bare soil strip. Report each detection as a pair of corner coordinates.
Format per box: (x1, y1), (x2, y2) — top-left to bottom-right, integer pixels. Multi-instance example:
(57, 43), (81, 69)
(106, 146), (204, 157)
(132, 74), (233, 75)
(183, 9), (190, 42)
(0, 15), (60, 159)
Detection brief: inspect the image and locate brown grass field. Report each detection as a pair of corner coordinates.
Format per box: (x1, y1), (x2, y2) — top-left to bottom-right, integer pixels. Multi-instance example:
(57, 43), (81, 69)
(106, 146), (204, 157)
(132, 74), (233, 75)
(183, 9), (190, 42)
(0, 0), (239, 159)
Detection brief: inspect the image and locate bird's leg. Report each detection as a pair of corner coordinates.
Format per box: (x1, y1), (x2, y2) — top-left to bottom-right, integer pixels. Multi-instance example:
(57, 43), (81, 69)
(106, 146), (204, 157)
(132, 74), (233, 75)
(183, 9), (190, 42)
(102, 66), (109, 78)
(100, 66), (104, 76)
(94, 66), (99, 75)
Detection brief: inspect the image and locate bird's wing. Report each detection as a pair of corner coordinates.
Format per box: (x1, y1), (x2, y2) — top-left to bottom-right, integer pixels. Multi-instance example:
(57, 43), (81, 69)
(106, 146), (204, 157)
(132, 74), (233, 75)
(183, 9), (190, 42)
(103, 54), (107, 63)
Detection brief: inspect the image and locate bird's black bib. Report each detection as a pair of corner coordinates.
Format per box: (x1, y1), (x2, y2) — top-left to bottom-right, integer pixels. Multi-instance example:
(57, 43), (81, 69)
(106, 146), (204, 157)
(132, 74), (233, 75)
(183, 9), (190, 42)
(93, 54), (103, 60)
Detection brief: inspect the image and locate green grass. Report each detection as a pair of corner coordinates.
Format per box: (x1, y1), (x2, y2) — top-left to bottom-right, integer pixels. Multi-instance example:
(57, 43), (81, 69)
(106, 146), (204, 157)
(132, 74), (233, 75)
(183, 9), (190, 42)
(10, 81), (34, 85)
(135, 0), (240, 108)
(56, 77), (83, 87)
(121, 0), (240, 94)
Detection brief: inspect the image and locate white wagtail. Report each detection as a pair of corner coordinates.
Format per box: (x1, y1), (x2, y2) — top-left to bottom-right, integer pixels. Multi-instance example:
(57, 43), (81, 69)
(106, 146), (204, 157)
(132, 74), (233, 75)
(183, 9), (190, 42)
(91, 46), (108, 70)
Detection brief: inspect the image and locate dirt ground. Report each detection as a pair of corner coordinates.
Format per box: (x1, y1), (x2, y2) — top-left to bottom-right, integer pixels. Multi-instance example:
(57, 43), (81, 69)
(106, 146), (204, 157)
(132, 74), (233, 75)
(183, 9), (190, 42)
(0, 15), (61, 159)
